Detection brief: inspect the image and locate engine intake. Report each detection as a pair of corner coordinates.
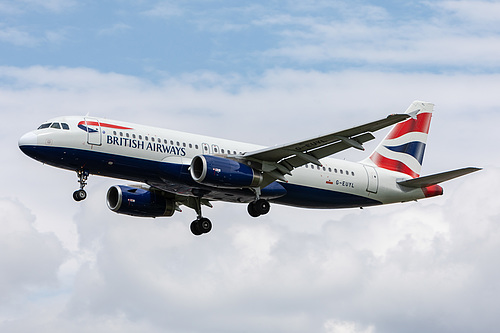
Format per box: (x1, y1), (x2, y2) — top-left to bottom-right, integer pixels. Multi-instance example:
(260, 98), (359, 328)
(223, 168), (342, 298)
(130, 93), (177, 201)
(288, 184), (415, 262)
(106, 185), (175, 218)
(190, 155), (263, 188)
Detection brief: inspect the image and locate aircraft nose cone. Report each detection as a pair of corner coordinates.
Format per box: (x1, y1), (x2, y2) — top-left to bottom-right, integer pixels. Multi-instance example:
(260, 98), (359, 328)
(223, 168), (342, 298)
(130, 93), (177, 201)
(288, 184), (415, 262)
(18, 132), (38, 148)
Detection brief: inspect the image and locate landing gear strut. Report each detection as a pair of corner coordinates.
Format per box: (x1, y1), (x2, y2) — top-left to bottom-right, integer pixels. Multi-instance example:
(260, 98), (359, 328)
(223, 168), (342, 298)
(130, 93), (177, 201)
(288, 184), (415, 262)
(190, 197), (212, 236)
(73, 169), (89, 201)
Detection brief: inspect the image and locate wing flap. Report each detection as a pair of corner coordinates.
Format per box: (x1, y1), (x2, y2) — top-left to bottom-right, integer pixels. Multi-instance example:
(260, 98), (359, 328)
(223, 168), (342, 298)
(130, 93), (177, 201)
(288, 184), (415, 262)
(397, 167), (481, 188)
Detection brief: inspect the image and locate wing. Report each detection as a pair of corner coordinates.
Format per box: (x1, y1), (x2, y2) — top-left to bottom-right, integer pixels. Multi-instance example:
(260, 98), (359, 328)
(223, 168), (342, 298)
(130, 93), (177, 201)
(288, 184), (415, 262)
(239, 113), (410, 183)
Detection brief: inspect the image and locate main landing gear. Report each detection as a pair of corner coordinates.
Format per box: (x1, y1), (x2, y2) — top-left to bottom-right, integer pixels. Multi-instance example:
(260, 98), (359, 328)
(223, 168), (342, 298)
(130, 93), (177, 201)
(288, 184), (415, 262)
(247, 188), (271, 218)
(247, 199), (271, 217)
(73, 169), (89, 202)
(190, 197), (212, 236)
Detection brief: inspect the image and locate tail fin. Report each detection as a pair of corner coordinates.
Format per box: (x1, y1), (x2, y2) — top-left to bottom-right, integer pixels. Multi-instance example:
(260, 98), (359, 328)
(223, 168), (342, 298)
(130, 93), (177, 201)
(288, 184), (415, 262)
(366, 101), (434, 178)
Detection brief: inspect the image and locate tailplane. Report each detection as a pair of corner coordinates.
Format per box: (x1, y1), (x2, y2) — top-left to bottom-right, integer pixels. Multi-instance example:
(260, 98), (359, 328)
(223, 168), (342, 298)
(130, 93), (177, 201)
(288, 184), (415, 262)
(366, 101), (434, 178)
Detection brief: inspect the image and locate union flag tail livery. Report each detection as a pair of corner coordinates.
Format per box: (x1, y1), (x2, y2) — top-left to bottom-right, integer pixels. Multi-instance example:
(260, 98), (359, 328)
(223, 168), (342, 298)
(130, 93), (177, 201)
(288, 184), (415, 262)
(367, 101), (433, 178)
(19, 101), (481, 236)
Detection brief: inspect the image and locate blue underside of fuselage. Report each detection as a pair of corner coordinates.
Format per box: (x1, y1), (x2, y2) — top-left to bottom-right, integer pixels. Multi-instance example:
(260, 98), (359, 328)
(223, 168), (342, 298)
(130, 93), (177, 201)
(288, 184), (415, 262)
(19, 145), (382, 209)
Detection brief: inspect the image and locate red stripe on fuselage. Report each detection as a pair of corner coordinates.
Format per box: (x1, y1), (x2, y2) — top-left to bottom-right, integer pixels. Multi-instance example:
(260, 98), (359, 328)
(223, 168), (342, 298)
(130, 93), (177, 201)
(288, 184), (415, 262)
(386, 112), (432, 140)
(370, 152), (419, 178)
(78, 121), (133, 130)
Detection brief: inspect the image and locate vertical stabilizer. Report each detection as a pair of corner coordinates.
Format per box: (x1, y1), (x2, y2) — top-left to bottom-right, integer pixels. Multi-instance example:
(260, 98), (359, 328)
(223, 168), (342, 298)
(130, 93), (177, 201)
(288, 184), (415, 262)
(365, 101), (434, 178)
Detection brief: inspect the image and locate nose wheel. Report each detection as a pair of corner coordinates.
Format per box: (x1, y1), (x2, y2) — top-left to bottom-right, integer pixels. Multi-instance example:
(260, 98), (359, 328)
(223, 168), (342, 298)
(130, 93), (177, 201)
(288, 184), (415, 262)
(73, 170), (89, 202)
(73, 189), (87, 201)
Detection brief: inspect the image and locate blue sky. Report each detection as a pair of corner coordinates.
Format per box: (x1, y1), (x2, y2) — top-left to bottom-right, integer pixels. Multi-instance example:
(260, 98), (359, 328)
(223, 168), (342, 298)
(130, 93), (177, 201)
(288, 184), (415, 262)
(3, 0), (500, 79)
(2, 1), (500, 333)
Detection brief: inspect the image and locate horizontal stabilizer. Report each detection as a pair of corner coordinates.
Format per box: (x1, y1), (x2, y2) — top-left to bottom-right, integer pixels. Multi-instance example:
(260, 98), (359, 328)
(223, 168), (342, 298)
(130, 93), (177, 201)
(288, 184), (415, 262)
(397, 167), (481, 188)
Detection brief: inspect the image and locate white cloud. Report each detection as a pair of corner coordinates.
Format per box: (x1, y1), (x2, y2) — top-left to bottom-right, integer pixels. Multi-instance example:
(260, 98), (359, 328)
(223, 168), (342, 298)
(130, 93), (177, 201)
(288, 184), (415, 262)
(98, 23), (132, 37)
(0, 26), (39, 47)
(2, 66), (499, 332)
(324, 319), (375, 333)
(0, 198), (66, 305)
(142, 1), (183, 19)
(15, 0), (76, 13)
(436, 0), (500, 23)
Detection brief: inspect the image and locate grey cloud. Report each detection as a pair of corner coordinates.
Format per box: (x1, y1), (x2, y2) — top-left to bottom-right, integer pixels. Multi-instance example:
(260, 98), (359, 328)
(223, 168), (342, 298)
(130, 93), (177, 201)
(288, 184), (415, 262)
(0, 198), (66, 303)
(2, 66), (498, 332)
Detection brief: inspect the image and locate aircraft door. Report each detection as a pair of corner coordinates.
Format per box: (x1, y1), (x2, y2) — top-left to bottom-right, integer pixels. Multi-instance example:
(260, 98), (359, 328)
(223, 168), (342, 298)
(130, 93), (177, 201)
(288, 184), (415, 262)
(364, 165), (379, 193)
(84, 117), (102, 146)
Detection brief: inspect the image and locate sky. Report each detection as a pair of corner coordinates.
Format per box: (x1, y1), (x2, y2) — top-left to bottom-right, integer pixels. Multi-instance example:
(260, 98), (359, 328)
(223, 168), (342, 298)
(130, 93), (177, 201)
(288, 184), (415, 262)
(1, 1), (500, 332)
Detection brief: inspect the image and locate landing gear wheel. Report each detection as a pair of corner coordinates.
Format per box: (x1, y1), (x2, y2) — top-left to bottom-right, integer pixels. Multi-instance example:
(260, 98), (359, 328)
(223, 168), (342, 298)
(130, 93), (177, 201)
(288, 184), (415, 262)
(190, 218), (212, 236)
(73, 189), (87, 201)
(190, 220), (203, 236)
(254, 199), (270, 215)
(198, 217), (212, 233)
(247, 201), (261, 217)
(74, 169), (89, 202)
(247, 199), (270, 217)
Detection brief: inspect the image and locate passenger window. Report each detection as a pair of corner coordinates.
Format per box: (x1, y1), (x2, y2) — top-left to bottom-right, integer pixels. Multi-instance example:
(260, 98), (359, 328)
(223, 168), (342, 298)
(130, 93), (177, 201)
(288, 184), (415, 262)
(120, 132), (123, 136)
(195, 144), (198, 149)
(183, 142), (186, 147)
(51, 123), (61, 129)
(132, 134), (136, 139)
(221, 149), (225, 154)
(139, 135), (142, 140)
(176, 141), (180, 146)
(189, 143), (192, 148)
(61, 123), (70, 130)
(352, 172), (355, 176)
(328, 167), (332, 172)
(340, 170), (343, 175)
(126, 133), (130, 138)
(158, 138), (161, 143)
(113, 131), (117, 135)
(170, 140), (174, 145)
(164, 139), (168, 144)
(145, 136), (149, 141)
(334, 169), (338, 173)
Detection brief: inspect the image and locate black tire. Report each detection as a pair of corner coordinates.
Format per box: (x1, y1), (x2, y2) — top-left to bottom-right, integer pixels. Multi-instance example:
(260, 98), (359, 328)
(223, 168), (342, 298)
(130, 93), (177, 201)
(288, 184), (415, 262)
(247, 202), (261, 217)
(73, 189), (87, 201)
(254, 199), (270, 215)
(199, 218), (212, 234)
(190, 220), (203, 236)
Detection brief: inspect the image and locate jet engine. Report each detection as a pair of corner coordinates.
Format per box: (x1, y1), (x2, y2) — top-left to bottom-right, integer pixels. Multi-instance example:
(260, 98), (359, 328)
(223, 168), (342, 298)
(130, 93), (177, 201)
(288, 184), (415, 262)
(106, 185), (175, 217)
(190, 155), (263, 188)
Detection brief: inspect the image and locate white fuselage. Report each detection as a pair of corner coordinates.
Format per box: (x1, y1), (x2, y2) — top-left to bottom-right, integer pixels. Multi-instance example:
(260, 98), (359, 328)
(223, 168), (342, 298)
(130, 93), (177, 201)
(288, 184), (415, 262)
(19, 115), (432, 209)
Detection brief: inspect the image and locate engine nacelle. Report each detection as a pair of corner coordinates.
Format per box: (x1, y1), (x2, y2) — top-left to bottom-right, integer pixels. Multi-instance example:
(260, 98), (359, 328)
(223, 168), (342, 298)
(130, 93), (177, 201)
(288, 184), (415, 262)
(106, 185), (175, 218)
(190, 155), (263, 188)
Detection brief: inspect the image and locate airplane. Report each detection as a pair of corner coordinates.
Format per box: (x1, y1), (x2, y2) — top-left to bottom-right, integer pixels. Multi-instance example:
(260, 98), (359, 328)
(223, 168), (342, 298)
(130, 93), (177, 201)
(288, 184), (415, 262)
(18, 101), (480, 235)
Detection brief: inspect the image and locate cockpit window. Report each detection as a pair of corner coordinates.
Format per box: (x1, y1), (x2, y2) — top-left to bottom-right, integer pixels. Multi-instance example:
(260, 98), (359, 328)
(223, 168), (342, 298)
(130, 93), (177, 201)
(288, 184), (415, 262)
(61, 123), (70, 130)
(38, 123), (51, 130)
(50, 122), (61, 129)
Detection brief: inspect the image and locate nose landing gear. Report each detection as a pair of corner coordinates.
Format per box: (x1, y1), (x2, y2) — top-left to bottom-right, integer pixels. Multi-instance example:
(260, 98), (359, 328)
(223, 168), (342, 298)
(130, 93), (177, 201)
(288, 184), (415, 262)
(73, 170), (89, 201)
